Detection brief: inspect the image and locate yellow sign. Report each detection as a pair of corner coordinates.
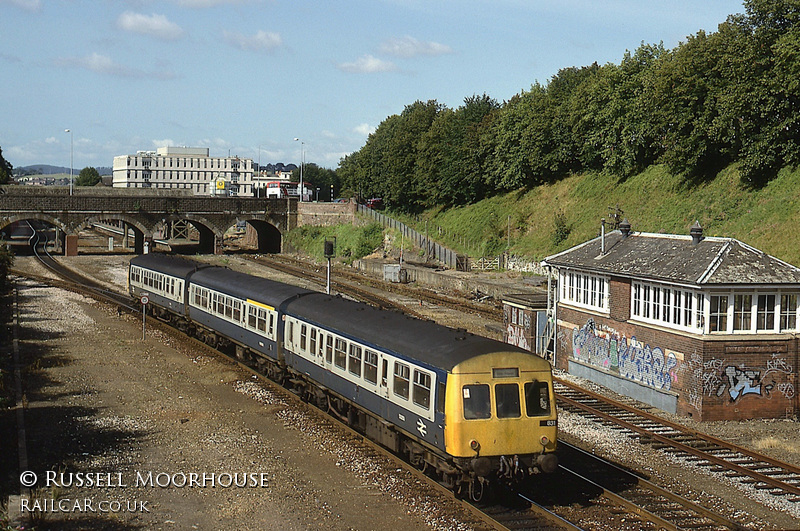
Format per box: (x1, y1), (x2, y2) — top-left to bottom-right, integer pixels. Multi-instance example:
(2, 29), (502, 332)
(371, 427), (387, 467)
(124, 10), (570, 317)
(216, 178), (225, 190)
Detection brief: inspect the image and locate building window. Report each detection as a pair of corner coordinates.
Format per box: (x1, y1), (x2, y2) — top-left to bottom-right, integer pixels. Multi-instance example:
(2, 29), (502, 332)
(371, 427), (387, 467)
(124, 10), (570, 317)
(781, 294), (797, 331)
(560, 271), (608, 312)
(632, 281), (702, 332)
(733, 294), (752, 331)
(756, 294), (776, 331)
(709, 295), (728, 332)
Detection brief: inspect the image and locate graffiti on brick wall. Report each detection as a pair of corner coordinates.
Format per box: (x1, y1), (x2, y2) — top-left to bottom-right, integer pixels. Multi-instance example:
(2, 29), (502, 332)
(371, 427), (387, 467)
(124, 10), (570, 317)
(506, 324), (530, 351)
(684, 352), (794, 410)
(571, 319), (678, 391)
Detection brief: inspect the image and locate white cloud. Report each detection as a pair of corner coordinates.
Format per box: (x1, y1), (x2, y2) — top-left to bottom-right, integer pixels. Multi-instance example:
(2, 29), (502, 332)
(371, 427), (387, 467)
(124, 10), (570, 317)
(57, 53), (138, 77)
(45, 137), (58, 144)
(118, 12), (185, 41)
(223, 30), (282, 52)
(152, 139), (175, 149)
(379, 36), (453, 58)
(56, 53), (177, 80)
(1, 0), (41, 11)
(337, 55), (396, 74)
(353, 123), (375, 136)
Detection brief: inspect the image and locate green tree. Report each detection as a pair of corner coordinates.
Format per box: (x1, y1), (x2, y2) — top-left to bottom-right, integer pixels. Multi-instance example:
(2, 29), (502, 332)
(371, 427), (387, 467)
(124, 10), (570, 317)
(0, 146), (13, 184)
(292, 163), (339, 201)
(76, 166), (101, 186)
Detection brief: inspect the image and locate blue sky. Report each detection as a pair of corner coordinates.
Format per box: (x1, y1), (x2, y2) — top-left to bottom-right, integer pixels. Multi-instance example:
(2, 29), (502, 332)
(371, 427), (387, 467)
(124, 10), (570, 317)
(1, 0), (745, 171)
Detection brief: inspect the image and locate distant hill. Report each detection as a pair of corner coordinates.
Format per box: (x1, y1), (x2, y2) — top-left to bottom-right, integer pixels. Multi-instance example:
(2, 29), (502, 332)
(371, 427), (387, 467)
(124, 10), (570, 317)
(15, 165), (112, 176)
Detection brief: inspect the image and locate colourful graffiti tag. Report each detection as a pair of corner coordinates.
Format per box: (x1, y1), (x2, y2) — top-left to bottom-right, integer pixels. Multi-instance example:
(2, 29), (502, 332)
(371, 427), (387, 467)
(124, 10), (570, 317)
(571, 319), (678, 391)
(685, 352), (795, 409)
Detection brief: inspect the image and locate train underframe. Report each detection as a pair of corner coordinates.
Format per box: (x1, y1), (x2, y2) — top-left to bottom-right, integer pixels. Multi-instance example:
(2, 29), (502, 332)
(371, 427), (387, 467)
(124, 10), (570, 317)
(144, 303), (553, 502)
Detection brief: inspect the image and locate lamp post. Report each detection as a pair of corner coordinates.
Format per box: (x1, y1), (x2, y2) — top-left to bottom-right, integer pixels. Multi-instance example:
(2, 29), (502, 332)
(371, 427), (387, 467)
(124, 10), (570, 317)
(64, 129), (73, 195)
(293, 137), (304, 201)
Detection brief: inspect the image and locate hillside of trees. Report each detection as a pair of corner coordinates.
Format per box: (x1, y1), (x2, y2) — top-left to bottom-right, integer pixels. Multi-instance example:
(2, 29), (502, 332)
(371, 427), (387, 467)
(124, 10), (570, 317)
(337, 0), (800, 215)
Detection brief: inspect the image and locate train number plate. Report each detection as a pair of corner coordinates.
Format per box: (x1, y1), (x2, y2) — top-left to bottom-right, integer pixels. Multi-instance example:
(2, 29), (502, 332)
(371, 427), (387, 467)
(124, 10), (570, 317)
(539, 420), (557, 427)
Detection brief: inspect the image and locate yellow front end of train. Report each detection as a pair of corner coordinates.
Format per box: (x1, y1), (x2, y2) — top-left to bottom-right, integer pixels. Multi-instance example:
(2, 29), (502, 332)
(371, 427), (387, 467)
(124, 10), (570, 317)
(444, 351), (558, 472)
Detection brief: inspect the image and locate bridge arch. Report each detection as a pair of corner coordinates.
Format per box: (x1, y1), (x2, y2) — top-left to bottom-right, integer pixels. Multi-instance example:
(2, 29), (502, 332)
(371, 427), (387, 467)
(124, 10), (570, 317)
(0, 213), (72, 234)
(236, 218), (283, 253)
(160, 214), (225, 255)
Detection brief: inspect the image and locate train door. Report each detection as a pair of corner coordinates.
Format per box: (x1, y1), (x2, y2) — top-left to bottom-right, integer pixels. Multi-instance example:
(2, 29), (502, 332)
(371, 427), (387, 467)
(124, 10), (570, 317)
(379, 357), (390, 399)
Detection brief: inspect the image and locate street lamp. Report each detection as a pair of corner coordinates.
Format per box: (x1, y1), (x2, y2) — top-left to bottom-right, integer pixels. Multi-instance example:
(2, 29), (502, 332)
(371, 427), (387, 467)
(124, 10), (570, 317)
(293, 137), (304, 202)
(64, 128), (73, 195)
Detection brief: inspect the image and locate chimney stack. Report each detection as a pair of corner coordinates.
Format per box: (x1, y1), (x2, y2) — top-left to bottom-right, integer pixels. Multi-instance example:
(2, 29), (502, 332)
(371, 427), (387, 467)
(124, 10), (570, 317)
(619, 218), (631, 239)
(690, 221), (704, 245)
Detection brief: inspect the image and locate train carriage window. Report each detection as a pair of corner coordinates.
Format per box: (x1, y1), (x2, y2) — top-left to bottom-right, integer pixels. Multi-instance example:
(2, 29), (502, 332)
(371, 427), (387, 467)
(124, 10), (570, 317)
(412, 370), (431, 409)
(393, 362), (410, 400)
(232, 300), (241, 321)
(268, 313), (275, 336)
(309, 328), (317, 354)
(348, 345), (362, 376)
(334, 338), (347, 369)
(364, 350), (378, 384)
(248, 306), (257, 329)
(326, 335), (334, 363)
(381, 359), (388, 386)
(462, 385), (490, 420)
(495, 383), (521, 418)
(524, 381), (551, 417)
(318, 333), (325, 358)
(287, 321), (294, 345)
(300, 324), (308, 351)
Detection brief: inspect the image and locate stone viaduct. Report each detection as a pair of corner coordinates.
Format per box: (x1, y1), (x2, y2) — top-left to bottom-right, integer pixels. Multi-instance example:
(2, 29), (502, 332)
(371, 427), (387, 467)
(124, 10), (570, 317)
(0, 186), (300, 255)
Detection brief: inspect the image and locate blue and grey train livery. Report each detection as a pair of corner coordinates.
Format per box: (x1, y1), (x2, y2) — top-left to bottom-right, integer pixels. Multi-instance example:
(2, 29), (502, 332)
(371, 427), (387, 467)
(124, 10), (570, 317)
(128, 253), (558, 501)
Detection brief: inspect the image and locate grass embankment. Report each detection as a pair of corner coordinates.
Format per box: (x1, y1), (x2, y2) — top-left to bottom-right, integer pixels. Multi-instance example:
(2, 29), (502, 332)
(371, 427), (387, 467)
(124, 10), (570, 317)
(404, 164), (800, 266)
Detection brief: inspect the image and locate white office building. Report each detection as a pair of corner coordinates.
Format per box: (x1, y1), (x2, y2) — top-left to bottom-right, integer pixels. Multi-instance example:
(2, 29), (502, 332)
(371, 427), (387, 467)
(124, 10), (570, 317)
(112, 147), (255, 196)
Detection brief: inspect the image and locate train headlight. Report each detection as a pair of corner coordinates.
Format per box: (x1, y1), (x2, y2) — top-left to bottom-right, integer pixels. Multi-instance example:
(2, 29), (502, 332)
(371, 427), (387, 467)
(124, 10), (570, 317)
(540, 435), (549, 447)
(469, 439), (480, 452)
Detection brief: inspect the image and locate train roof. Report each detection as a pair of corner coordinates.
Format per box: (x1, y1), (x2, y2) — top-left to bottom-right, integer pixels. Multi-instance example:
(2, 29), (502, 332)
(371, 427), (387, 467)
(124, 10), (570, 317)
(285, 293), (531, 372)
(190, 265), (313, 308)
(130, 253), (208, 277)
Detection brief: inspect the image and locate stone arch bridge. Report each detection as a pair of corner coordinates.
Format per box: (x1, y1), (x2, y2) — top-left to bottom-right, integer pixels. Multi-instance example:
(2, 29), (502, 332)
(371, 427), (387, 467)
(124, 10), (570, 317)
(0, 187), (296, 255)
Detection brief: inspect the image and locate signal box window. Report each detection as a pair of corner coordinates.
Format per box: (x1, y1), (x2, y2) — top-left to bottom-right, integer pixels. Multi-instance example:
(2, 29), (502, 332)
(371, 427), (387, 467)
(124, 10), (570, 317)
(462, 384), (490, 420)
(495, 383), (521, 418)
(524, 381), (551, 417)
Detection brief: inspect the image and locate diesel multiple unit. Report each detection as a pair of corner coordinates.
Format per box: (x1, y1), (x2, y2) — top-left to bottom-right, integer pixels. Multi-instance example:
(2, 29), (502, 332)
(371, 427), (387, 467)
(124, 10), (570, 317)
(129, 253), (558, 500)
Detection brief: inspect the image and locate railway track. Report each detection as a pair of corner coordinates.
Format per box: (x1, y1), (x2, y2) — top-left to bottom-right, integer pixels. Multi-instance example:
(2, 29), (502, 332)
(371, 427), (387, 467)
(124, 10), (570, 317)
(555, 377), (800, 503)
(556, 442), (746, 530)
(248, 253), (503, 321)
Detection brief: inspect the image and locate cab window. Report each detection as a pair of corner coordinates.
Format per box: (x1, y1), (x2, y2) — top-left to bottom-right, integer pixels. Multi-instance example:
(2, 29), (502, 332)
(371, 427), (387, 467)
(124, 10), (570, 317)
(524, 381), (551, 416)
(462, 384), (490, 420)
(495, 383), (521, 418)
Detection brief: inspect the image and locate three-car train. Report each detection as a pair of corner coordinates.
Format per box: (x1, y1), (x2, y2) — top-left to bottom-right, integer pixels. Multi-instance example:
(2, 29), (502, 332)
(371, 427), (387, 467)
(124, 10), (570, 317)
(128, 253), (558, 500)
